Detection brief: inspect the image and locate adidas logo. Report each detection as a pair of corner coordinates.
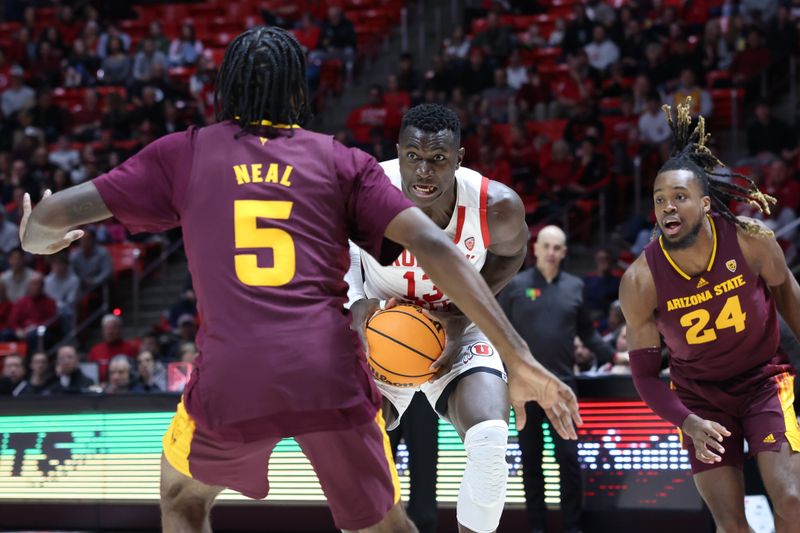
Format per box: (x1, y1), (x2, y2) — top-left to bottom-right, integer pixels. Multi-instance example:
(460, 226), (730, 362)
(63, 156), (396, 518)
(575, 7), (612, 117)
(763, 433), (776, 444)
(697, 278), (709, 289)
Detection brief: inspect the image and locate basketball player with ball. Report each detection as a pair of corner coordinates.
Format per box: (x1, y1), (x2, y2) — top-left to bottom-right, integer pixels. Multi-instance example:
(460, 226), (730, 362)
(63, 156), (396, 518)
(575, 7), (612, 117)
(347, 104), (579, 533)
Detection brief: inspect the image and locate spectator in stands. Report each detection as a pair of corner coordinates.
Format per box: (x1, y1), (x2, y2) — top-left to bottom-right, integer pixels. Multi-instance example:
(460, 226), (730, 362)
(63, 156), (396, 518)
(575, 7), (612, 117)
(30, 89), (66, 143)
(132, 349), (166, 392)
(763, 159), (800, 213)
(552, 51), (597, 118)
(165, 314), (198, 360)
(9, 274), (57, 347)
(100, 37), (131, 86)
(29, 146), (57, 188)
(766, 5), (797, 66)
(1, 65), (34, 118)
(69, 227), (112, 292)
(396, 53), (419, 94)
(313, 6), (357, 83)
(472, 144), (512, 186)
(507, 123), (539, 184)
(168, 284), (197, 330)
(505, 49), (528, 91)
(169, 22), (204, 67)
(442, 26), (471, 63)
(458, 48), (494, 96)
(481, 68), (516, 123)
(601, 300), (626, 342)
(292, 12), (322, 52)
(639, 93), (672, 149)
(583, 249), (622, 322)
(33, 41), (64, 88)
(667, 69), (712, 119)
(518, 22), (547, 49)
(71, 89), (103, 141)
(64, 38), (100, 88)
(140, 332), (166, 361)
(745, 99), (798, 161)
(541, 139), (577, 198)
(44, 252), (80, 334)
(0, 211), (20, 260)
(18, 351), (53, 394)
(472, 10), (514, 64)
(731, 28), (771, 92)
(384, 74), (411, 113)
(88, 314), (138, 383)
(104, 354), (132, 393)
(0, 353), (27, 396)
(562, 4), (593, 56)
(699, 19), (732, 75)
(584, 25), (620, 75)
(142, 21), (170, 55)
(619, 19), (646, 76)
(564, 99), (604, 151)
(741, 0), (778, 24)
(97, 24), (131, 59)
(1, 248), (35, 303)
(345, 85), (400, 147)
(49, 345), (94, 394)
(55, 5), (82, 46)
(630, 75), (651, 112)
(548, 17), (566, 48)
(639, 42), (669, 92)
(0, 50), (11, 94)
(179, 341), (199, 364)
(516, 65), (556, 121)
(572, 136), (609, 202)
(132, 38), (169, 90)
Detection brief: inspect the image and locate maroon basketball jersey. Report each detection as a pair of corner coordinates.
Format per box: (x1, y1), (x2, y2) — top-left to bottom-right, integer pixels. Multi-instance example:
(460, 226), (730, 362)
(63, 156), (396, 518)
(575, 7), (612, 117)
(94, 122), (413, 438)
(644, 213), (779, 386)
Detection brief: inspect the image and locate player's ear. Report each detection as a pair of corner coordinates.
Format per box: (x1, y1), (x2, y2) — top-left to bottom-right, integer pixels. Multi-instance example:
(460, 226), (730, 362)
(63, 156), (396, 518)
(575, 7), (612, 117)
(702, 195), (711, 213)
(457, 147), (465, 168)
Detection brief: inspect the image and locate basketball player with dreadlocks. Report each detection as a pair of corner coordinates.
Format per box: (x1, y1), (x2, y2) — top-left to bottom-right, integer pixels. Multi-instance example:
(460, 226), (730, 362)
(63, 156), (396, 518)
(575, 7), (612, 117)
(18, 27), (581, 533)
(620, 98), (800, 532)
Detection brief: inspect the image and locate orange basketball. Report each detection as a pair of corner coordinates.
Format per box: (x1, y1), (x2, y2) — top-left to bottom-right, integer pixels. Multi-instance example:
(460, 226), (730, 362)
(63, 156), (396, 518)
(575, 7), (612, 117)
(366, 304), (446, 387)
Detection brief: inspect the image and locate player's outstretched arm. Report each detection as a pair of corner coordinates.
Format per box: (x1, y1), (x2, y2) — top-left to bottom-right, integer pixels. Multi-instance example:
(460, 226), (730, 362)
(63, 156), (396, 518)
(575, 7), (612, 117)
(620, 257), (729, 464)
(20, 184), (112, 255)
(384, 206), (582, 439)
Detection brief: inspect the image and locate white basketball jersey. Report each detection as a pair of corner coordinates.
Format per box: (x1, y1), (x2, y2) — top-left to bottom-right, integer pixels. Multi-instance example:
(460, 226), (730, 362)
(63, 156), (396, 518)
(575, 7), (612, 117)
(360, 159), (491, 311)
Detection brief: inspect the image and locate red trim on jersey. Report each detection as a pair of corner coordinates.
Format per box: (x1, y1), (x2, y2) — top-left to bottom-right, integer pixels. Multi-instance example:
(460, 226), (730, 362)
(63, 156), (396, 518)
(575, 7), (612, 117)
(479, 177), (491, 246)
(453, 206), (466, 243)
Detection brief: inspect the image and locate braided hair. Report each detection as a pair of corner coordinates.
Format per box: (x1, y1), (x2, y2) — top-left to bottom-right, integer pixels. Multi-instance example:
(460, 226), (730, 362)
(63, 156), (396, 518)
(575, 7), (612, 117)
(658, 97), (776, 237)
(215, 26), (311, 136)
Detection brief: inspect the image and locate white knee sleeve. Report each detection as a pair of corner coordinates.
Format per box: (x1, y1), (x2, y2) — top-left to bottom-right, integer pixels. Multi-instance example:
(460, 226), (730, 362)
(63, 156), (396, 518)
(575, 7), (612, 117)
(457, 420), (509, 533)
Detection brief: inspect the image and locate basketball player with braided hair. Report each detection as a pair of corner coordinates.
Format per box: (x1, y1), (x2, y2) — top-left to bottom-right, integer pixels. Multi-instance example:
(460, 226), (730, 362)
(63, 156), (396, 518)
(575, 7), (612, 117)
(620, 97), (800, 532)
(19, 27), (580, 532)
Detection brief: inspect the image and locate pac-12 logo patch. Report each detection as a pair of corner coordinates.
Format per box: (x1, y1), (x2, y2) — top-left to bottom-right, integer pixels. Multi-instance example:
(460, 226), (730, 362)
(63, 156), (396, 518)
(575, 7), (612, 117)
(469, 342), (494, 357)
(464, 236), (475, 251)
(726, 259), (737, 272)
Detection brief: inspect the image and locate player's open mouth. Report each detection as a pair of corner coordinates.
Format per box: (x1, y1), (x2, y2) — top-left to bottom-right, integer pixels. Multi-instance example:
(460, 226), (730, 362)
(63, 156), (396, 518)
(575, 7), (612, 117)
(662, 218), (682, 236)
(412, 184), (439, 198)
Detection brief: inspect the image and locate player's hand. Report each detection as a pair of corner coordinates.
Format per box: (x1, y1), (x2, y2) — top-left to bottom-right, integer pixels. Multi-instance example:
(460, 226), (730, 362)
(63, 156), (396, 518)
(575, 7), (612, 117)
(681, 414), (730, 464)
(426, 311), (469, 381)
(349, 297), (397, 354)
(508, 359), (582, 440)
(19, 190), (84, 255)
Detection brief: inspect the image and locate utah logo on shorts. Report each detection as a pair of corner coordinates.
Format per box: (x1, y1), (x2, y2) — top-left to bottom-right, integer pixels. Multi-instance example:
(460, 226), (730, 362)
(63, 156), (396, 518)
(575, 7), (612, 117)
(464, 236), (475, 251)
(726, 259), (737, 272)
(469, 342), (494, 357)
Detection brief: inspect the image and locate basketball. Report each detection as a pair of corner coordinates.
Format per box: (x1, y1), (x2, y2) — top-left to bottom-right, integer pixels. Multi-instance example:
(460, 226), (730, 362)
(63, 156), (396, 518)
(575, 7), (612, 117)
(365, 304), (446, 387)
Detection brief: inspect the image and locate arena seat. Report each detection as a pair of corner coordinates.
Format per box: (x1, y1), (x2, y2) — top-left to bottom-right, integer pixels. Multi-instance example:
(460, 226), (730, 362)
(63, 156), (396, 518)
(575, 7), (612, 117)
(0, 342), (27, 357)
(526, 119), (567, 141)
(107, 243), (147, 278)
(709, 88), (744, 129)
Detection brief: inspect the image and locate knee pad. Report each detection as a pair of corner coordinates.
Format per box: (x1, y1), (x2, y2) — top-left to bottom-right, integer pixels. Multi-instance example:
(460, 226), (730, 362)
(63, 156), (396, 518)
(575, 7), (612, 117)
(457, 420), (509, 533)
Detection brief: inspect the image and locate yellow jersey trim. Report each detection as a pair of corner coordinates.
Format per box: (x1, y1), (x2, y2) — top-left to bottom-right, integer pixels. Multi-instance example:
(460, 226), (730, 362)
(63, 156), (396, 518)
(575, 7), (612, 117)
(659, 215), (717, 280)
(233, 116), (301, 129)
(375, 409), (402, 503)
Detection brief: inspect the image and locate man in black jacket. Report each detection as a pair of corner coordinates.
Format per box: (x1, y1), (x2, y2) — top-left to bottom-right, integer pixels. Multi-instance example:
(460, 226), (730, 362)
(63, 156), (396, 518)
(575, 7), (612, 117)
(48, 345), (95, 394)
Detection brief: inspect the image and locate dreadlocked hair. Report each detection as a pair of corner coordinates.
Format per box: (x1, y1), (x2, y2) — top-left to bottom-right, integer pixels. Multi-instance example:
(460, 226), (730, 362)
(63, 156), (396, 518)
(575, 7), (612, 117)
(401, 104), (462, 143)
(658, 97), (776, 238)
(215, 26), (311, 137)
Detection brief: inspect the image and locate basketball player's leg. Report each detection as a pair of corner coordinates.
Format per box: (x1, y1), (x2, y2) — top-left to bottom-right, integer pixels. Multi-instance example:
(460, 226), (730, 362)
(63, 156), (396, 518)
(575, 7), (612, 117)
(160, 453), (223, 533)
(298, 410), (417, 533)
(693, 467), (753, 533)
(425, 333), (509, 533)
(756, 444), (800, 532)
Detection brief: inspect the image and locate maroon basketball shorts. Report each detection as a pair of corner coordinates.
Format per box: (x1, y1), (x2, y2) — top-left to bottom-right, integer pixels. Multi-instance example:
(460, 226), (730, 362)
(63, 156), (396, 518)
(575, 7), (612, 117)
(163, 401), (401, 530)
(674, 359), (800, 474)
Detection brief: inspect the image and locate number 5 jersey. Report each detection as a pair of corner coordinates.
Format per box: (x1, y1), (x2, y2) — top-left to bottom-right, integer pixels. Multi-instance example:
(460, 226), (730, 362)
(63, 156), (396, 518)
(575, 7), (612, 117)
(643, 212), (781, 387)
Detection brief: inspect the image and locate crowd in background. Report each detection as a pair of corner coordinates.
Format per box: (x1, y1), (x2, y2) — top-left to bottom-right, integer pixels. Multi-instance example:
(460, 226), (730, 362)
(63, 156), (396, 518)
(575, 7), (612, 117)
(0, 0), (799, 392)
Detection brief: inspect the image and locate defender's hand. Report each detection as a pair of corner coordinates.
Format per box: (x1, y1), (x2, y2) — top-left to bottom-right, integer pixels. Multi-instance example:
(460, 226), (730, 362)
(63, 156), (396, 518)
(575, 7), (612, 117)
(508, 359), (582, 440)
(20, 190), (84, 255)
(681, 414), (730, 464)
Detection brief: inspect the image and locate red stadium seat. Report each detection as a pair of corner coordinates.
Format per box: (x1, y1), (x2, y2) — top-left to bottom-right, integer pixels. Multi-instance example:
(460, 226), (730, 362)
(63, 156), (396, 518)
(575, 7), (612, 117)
(0, 342), (27, 357)
(107, 243), (147, 278)
(709, 88), (744, 129)
(706, 70), (732, 88)
(526, 119), (567, 141)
